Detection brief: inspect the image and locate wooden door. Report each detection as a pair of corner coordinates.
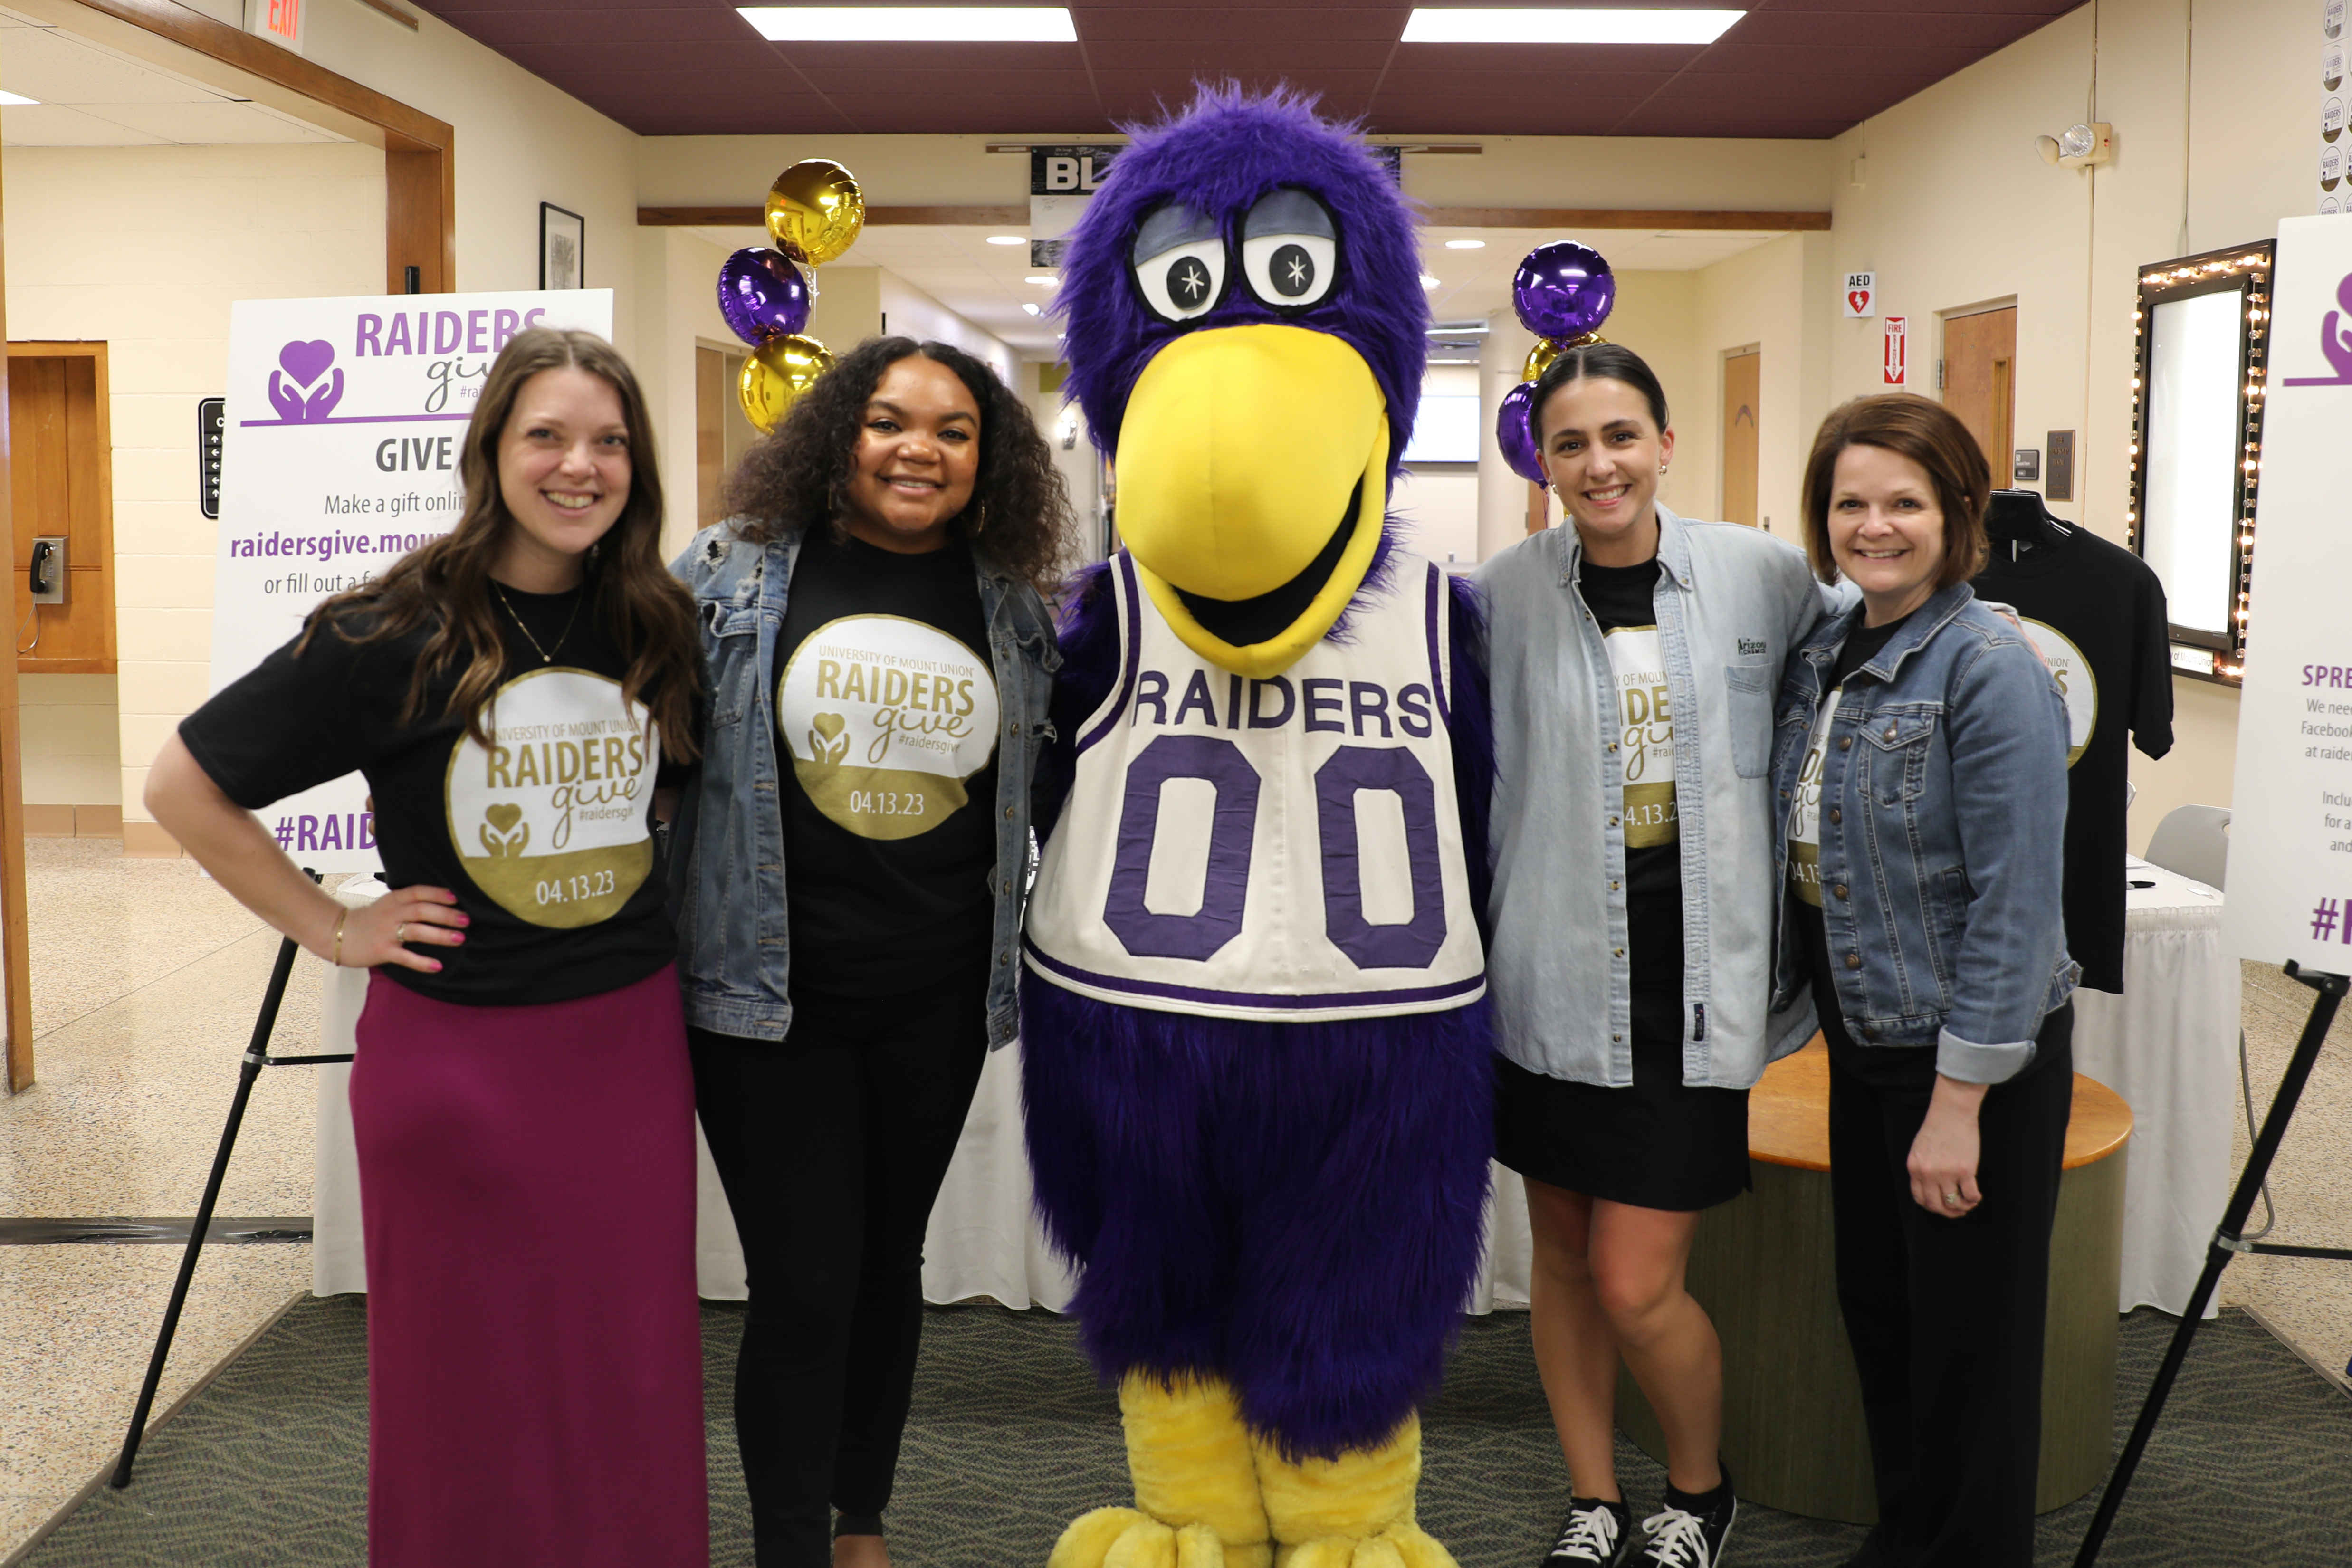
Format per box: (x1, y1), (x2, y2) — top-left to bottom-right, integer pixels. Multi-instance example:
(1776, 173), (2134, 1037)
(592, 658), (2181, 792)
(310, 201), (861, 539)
(1942, 308), (2017, 482)
(1721, 349), (1761, 526)
(9, 347), (115, 674)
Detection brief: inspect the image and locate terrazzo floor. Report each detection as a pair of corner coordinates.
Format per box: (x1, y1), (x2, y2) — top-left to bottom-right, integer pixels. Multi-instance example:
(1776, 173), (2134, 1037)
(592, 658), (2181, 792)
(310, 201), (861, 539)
(1, 838), (2347, 1563)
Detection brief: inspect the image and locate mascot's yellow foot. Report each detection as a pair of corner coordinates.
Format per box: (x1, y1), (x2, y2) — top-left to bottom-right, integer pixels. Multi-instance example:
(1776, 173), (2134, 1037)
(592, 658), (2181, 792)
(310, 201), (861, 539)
(1254, 1415), (1459, 1568)
(1045, 1376), (1272, 1568)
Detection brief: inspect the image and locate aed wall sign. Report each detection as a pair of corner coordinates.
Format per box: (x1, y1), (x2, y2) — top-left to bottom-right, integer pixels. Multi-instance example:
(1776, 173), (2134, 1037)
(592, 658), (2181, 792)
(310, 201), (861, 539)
(1843, 270), (1876, 318)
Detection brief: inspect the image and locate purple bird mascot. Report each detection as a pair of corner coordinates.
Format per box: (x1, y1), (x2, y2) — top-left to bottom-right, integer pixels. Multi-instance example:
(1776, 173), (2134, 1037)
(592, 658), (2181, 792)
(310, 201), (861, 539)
(1021, 87), (1497, 1568)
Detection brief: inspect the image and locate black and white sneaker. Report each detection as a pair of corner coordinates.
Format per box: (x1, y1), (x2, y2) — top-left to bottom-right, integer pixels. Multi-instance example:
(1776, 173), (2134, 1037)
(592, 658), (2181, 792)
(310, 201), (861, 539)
(1637, 1478), (1736, 1567)
(1543, 1497), (1634, 1566)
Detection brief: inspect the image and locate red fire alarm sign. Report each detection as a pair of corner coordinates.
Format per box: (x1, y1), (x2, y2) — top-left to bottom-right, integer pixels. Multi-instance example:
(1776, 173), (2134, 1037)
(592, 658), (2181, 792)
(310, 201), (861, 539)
(1883, 316), (1907, 386)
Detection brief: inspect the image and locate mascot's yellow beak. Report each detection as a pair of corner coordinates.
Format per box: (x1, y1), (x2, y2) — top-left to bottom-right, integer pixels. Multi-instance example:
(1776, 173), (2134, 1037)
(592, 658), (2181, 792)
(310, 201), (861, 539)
(1114, 324), (1389, 679)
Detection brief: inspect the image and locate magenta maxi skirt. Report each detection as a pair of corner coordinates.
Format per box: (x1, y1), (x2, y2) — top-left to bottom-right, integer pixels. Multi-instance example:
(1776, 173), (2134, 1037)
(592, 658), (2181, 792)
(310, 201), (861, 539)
(350, 963), (708, 1568)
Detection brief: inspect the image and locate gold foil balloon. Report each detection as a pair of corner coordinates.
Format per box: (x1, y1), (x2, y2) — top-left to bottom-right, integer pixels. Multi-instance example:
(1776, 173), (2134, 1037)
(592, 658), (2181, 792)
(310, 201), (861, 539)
(737, 334), (835, 434)
(765, 160), (866, 267)
(1522, 339), (1561, 384)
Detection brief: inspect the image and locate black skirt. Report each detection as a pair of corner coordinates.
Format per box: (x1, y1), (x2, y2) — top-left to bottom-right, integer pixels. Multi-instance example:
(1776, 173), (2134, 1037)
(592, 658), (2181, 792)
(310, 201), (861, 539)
(1495, 989), (1751, 1212)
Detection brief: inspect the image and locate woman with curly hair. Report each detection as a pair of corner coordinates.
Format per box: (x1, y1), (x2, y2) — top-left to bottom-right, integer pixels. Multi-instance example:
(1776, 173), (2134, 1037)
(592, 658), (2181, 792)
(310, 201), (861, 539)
(668, 336), (1071, 1568)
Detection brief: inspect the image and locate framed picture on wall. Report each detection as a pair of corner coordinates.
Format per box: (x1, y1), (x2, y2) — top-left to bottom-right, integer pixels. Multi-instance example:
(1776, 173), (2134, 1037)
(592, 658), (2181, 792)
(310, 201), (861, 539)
(540, 203), (584, 290)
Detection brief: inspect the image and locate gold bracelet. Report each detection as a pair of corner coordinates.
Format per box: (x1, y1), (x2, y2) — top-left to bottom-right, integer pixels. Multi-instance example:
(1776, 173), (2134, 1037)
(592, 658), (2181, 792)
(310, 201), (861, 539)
(332, 908), (348, 968)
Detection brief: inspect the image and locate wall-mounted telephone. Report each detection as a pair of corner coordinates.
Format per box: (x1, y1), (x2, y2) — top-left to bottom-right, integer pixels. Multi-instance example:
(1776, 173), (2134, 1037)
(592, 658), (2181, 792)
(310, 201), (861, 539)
(29, 537), (66, 604)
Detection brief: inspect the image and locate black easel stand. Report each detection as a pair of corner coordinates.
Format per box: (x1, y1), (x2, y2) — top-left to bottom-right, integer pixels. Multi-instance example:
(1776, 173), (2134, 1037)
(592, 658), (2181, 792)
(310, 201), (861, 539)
(110, 880), (353, 1491)
(2073, 959), (2352, 1567)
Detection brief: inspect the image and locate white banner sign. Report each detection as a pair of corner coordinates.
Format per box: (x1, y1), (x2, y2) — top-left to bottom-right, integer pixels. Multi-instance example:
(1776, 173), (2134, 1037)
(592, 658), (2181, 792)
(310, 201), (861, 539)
(2221, 215), (2352, 966)
(210, 288), (614, 872)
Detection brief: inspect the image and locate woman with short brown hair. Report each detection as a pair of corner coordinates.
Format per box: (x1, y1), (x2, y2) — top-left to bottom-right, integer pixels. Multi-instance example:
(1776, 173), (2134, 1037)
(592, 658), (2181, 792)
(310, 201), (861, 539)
(1772, 393), (2076, 1568)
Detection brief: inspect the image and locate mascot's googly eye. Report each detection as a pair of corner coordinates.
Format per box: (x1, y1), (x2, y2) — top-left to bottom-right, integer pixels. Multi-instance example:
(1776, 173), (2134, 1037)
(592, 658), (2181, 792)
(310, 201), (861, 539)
(1130, 201), (1228, 324)
(1239, 188), (1339, 311)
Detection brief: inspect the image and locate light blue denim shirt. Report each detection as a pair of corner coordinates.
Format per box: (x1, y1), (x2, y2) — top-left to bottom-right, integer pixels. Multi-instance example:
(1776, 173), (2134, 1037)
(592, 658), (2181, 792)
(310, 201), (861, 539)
(1479, 507), (1832, 1089)
(665, 519), (1061, 1047)
(1768, 582), (2079, 1084)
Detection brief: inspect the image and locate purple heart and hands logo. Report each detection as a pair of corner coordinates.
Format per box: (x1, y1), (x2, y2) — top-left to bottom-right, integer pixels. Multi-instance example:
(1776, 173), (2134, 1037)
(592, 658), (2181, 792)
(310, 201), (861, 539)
(267, 339), (345, 421)
(2284, 272), (2352, 386)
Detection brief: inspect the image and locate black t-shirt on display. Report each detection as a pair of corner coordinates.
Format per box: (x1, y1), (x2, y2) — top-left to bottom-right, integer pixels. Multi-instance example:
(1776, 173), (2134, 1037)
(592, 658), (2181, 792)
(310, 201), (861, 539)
(180, 584), (688, 1008)
(773, 528), (1001, 1000)
(1578, 556), (1682, 995)
(1975, 526), (2173, 993)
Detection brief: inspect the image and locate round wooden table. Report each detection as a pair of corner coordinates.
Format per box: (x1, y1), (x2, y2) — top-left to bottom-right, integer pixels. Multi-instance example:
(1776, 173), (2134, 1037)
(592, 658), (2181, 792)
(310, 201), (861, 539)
(1615, 1037), (2133, 1522)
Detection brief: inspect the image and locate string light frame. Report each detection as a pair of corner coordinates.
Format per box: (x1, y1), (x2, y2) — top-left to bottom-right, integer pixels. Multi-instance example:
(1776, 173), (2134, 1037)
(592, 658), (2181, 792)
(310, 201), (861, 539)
(2126, 241), (2274, 687)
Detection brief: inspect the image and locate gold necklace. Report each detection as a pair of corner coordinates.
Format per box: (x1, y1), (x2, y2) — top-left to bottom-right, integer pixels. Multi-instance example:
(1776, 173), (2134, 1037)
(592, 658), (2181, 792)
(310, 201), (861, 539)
(494, 581), (583, 665)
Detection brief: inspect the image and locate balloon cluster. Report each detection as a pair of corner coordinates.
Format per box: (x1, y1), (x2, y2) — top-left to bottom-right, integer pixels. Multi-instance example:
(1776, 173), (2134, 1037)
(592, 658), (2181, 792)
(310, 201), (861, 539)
(717, 159), (868, 432)
(1494, 240), (1617, 484)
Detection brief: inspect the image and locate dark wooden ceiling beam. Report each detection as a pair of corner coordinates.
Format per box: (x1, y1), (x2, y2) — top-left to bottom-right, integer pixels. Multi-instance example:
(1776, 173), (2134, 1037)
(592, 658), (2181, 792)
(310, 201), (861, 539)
(639, 205), (1832, 232)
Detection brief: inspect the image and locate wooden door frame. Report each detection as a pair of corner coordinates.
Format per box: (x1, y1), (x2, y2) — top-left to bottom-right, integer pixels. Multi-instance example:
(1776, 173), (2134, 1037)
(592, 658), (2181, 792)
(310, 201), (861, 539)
(1, 2), (460, 1089)
(1718, 343), (1762, 527)
(9, 341), (117, 674)
(19, 0), (457, 291)
(0, 162), (32, 1092)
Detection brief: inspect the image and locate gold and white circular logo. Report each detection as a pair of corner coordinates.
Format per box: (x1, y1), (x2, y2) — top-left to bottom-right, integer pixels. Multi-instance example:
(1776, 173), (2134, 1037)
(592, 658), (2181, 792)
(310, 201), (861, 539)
(444, 667), (658, 927)
(778, 614), (999, 840)
(2018, 619), (2096, 768)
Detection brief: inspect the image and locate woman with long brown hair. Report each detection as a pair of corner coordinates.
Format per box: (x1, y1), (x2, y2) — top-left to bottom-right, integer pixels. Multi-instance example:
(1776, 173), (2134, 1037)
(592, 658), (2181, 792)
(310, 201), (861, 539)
(668, 336), (1069, 1567)
(147, 327), (708, 1567)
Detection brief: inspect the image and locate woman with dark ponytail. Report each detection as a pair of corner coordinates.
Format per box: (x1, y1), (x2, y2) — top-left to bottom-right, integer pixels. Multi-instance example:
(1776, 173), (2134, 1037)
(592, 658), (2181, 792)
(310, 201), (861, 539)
(149, 327), (708, 1566)
(1481, 342), (1841, 1568)
(669, 337), (1072, 1567)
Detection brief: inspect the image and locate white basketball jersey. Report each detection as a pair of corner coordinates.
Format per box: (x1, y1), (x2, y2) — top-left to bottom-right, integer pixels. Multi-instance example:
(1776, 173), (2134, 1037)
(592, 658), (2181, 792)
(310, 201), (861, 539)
(1024, 550), (1485, 1023)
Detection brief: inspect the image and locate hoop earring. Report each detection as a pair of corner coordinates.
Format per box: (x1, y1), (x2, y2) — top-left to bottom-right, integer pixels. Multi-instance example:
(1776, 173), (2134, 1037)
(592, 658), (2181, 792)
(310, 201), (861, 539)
(969, 502), (987, 536)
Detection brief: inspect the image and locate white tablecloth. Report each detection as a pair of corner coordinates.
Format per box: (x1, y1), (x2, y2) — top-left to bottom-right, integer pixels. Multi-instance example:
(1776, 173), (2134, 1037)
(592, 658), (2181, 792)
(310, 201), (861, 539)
(309, 879), (1536, 1307)
(314, 867), (2229, 1317)
(2068, 858), (2237, 1317)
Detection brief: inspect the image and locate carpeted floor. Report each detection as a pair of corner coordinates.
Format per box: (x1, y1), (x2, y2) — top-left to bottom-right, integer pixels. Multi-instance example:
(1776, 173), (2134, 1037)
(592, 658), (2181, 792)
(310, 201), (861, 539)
(16, 1298), (2350, 1567)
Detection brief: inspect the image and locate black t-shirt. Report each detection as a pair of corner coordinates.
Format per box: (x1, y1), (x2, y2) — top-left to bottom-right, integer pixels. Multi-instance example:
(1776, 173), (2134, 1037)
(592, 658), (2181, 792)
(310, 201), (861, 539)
(1794, 612), (1910, 1063)
(180, 584), (687, 1007)
(1578, 556), (1682, 995)
(773, 528), (1000, 999)
(1974, 527), (2173, 992)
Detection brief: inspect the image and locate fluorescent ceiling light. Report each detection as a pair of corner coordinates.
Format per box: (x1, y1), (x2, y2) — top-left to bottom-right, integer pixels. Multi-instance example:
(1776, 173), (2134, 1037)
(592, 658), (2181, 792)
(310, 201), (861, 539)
(1401, 9), (1743, 45)
(1022, 302), (1043, 315)
(1025, 275), (1058, 287)
(1444, 239), (1486, 249)
(1420, 274), (1441, 290)
(0, 90), (39, 106)
(738, 7), (1076, 43)
(986, 234), (1027, 245)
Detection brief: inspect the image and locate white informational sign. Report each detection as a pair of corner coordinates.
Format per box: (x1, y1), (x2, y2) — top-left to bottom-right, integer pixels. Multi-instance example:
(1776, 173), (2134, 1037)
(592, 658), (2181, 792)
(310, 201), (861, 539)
(1882, 316), (1907, 385)
(1843, 270), (1876, 317)
(1030, 143), (1120, 268)
(2221, 215), (2352, 967)
(210, 288), (614, 872)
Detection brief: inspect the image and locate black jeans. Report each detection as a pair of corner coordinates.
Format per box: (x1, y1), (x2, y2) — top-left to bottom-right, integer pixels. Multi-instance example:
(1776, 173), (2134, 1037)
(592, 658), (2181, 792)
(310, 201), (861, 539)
(1828, 1005), (2074, 1568)
(689, 963), (989, 1568)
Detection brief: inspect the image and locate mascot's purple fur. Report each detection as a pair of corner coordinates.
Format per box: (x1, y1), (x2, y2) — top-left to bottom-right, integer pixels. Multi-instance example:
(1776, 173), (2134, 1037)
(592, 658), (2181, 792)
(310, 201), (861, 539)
(1020, 86), (1496, 1568)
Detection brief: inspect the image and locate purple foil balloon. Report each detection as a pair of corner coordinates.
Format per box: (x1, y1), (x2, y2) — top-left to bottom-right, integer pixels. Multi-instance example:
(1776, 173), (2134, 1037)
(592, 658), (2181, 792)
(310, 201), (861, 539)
(1512, 241), (1616, 342)
(1496, 382), (1546, 485)
(717, 247), (812, 345)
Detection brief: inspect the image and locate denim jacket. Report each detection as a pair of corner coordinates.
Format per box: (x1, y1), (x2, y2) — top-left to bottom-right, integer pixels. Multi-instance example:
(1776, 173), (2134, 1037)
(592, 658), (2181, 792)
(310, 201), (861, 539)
(1479, 507), (1832, 1090)
(1768, 582), (2079, 1084)
(666, 520), (1061, 1047)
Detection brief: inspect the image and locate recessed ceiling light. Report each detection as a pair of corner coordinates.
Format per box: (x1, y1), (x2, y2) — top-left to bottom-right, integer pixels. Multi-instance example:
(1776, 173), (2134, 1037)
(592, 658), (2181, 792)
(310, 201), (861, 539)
(1401, 8), (1743, 45)
(739, 7), (1077, 42)
(986, 235), (1027, 245)
(1025, 275), (1058, 287)
(1023, 303), (1043, 316)
(1444, 239), (1485, 249)
(0, 90), (39, 107)
(1428, 357), (1478, 364)
(1420, 274), (1441, 290)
